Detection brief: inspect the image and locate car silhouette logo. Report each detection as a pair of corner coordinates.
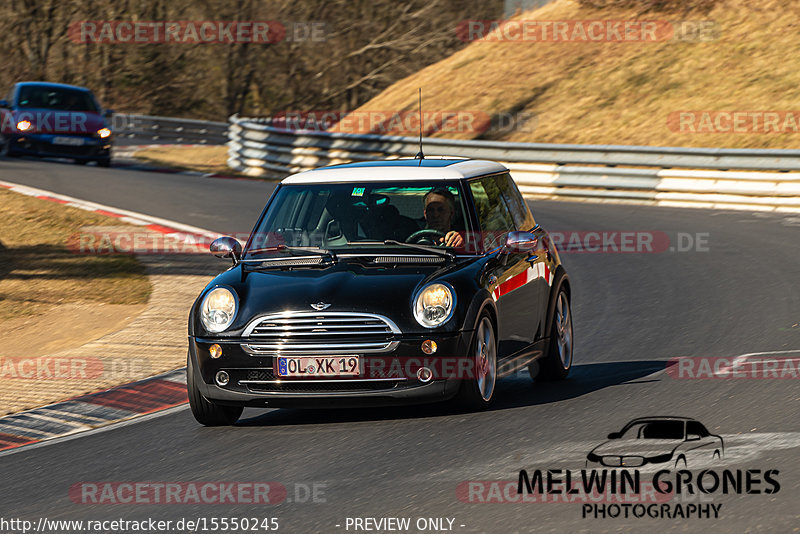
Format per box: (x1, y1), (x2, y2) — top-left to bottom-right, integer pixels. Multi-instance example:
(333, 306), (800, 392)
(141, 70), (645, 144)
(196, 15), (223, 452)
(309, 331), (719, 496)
(586, 417), (724, 469)
(310, 302), (331, 310)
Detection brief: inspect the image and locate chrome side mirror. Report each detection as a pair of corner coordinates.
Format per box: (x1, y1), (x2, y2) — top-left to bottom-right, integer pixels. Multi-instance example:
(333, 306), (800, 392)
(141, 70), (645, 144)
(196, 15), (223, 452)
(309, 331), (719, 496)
(504, 231), (538, 253)
(210, 236), (242, 263)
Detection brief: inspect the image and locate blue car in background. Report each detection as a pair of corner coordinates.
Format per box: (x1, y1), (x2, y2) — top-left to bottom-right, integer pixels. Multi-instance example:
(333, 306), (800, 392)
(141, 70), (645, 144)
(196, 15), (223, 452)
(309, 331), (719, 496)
(0, 82), (113, 167)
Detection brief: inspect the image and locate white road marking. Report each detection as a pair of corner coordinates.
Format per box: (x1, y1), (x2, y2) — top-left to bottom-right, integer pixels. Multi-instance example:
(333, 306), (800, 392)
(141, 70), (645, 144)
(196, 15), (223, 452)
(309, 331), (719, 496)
(0, 404), (189, 459)
(0, 179), (220, 240)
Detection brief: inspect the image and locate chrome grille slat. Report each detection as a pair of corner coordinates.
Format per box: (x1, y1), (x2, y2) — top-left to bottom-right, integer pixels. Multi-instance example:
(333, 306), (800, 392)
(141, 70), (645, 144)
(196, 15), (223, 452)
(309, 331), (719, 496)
(252, 324), (389, 331)
(242, 311), (401, 355)
(251, 330), (390, 337)
(257, 318), (385, 324)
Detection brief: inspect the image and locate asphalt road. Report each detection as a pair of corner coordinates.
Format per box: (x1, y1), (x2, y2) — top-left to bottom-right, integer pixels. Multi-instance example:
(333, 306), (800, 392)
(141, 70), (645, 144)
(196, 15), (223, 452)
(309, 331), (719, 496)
(1, 156), (799, 533)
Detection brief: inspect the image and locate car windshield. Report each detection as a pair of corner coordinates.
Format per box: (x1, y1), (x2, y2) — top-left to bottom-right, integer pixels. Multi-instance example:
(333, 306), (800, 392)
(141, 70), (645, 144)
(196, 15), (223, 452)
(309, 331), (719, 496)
(620, 420), (685, 440)
(244, 181), (471, 257)
(16, 86), (99, 112)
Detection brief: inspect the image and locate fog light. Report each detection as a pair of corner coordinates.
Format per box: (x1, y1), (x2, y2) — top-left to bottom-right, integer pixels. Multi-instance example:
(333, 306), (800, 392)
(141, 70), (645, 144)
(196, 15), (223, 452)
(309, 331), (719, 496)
(209, 343), (223, 359)
(215, 370), (230, 386)
(421, 339), (437, 354)
(417, 367), (433, 383)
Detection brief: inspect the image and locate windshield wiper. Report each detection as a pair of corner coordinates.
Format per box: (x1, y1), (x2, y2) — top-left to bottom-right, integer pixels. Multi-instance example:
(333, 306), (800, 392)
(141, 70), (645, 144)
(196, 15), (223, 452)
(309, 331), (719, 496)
(244, 245), (336, 261)
(379, 240), (455, 261)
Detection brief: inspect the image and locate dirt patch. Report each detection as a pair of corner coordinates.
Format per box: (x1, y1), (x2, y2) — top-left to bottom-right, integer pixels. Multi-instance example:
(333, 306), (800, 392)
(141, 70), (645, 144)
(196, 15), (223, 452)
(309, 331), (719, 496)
(0, 189), (151, 322)
(1, 302), (146, 359)
(132, 145), (245, 176)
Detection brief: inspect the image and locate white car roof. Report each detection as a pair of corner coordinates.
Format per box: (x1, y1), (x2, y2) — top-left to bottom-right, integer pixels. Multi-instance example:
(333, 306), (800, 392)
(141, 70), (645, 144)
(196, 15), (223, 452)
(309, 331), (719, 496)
(281, 157), (508, 184)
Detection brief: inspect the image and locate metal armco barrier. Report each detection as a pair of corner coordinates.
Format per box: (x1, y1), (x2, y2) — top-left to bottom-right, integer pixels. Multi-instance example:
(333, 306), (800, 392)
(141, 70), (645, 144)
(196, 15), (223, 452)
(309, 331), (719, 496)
(114, 114), (228, 144)
(226, 114), (800, 212)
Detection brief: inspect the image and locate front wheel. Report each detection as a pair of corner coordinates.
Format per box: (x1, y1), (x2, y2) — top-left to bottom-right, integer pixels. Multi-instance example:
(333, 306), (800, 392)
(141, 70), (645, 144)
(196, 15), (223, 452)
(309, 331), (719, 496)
(531, 284), (573, 382)
(187, 352), (242, 426)
(454, 313), (497, 410)
(1, 137), (19, 158)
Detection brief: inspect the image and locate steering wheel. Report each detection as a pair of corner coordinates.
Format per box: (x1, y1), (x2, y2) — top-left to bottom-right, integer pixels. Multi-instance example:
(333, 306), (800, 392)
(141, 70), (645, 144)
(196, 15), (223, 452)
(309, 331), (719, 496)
(406, 228), (445, 245)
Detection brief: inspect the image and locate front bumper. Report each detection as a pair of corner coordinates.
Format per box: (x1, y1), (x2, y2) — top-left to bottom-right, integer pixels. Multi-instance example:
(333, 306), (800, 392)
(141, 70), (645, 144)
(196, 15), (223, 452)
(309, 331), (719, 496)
(5, 133), (111, 160)
(189, 331), (472, 408)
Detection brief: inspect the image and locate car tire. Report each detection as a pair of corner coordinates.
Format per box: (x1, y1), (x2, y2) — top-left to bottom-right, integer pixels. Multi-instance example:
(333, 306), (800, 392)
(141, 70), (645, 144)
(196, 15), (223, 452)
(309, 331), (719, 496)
(454, 312), (497, 410)
(531, 278), (572, 382)
(97, 158), (111, 168)
(1, 138), (18, 158)
(74, 159), (89, 165)
(187, 351), (242, 426)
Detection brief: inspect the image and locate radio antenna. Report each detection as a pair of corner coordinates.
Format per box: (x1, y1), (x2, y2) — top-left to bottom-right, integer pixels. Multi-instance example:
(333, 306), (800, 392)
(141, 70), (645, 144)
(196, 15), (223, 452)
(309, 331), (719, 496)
(414, 88), (424, 162)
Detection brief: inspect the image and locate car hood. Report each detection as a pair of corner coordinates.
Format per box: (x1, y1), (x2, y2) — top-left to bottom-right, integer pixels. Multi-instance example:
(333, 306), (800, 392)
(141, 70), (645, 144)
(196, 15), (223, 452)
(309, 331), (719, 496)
(591, 439), (682, 458)
(194, 256), (485, 337)
(5, 108), (107, 134)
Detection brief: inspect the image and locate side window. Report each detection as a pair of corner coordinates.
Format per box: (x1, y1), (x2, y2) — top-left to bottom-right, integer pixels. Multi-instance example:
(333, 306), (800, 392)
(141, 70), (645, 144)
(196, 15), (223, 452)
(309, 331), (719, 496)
(497, 173), (535, 230)
(686, 421), (709, 437)
(469, 175), (515, 250)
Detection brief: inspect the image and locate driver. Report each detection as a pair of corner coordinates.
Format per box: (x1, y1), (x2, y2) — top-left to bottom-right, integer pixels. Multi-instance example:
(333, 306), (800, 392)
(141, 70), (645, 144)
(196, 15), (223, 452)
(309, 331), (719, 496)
(423, 188), (464, 248)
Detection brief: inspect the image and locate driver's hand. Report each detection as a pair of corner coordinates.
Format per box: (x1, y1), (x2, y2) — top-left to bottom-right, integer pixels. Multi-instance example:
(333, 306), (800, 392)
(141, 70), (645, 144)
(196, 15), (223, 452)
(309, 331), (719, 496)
(440, 231), (464, 248)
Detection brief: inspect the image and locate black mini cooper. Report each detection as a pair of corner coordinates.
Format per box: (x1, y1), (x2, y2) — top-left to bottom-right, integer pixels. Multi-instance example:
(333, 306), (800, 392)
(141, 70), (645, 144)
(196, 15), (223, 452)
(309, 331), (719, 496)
(187, 157), (573, 425)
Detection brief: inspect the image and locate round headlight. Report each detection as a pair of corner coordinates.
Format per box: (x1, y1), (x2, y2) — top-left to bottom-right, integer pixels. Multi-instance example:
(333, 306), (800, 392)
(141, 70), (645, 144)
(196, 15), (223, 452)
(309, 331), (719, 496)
(201, 287), (238, 333)
(414, 283), (455, 328)
(16, 120), (32, 132)
(97, 127), (112, 139)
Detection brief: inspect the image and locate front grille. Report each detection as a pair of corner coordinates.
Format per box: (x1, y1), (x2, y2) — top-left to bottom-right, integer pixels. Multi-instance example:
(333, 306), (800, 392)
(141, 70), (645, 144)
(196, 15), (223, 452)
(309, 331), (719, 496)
(244, 381), (402, 393)
(37, 141), (95, 156)
(228, 365), (411, 394)
(242, 360), (399, 381)
(242, 312), (401, 355)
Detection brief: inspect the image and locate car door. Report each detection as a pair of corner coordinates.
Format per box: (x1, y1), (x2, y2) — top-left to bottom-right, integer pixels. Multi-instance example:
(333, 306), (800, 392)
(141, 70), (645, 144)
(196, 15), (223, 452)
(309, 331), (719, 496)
(468, 174), (542, 361)
(498, 172), (549, 340)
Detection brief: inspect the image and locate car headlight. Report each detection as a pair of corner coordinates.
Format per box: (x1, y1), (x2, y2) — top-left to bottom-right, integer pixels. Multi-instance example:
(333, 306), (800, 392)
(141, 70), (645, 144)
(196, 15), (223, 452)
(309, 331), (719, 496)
(413, 283), (455, 328)
(97, 127), (111, 139)
(646, 452), (674, 464)
(201, 287), (238, 333)
(16, 120), (32, 132)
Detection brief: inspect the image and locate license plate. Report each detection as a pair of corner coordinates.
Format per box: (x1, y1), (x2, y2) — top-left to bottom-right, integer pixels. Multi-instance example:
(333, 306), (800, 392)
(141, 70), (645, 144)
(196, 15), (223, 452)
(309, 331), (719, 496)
(276, 356), (360, 377)
(52, 136), (84, 146)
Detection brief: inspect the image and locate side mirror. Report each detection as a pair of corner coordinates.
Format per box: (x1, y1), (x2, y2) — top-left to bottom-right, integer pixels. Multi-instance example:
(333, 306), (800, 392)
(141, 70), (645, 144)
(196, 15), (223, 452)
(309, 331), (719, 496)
(210, 236), (242, 263)
(103, 108), (114, 118)
(0, 100), (9, 109)
(607, 432), (621, 440)
(504, 231), (538, 253)
(686, 433), (701, 441)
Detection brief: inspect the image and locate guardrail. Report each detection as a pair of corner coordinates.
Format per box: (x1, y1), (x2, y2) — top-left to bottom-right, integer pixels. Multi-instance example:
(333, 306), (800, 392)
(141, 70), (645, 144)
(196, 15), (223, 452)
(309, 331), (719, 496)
(114, 114), (228, 145)
(227, 115), (800, 212)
